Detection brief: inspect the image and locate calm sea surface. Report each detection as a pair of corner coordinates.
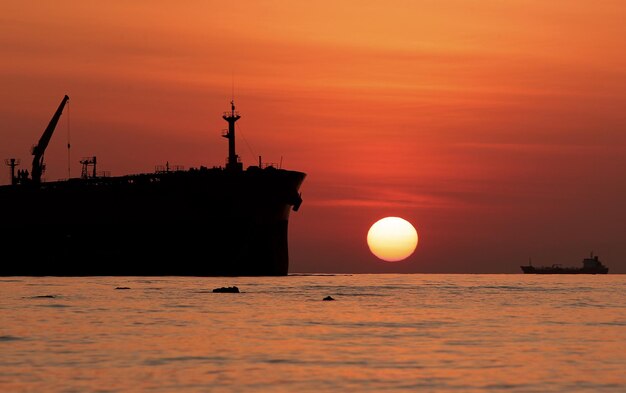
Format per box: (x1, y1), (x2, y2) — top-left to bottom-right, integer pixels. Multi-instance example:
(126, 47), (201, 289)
(1, 274), (624, 392)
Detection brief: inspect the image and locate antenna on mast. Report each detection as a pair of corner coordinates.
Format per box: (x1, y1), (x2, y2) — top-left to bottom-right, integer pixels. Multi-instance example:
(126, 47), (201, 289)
(231, 70), (235, 102)
(67, 100), (71, 179)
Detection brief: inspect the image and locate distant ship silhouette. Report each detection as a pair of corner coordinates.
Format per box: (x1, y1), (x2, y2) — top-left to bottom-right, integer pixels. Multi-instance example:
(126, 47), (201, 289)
(520, 253), (609, 274)
(0, 96), (305, 276)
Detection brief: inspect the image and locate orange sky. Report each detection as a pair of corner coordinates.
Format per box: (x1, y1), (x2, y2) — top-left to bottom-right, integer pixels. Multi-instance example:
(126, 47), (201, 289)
(2, 1), (626, 272)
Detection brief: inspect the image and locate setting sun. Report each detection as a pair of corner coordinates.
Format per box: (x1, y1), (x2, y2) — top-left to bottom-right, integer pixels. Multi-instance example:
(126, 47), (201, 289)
(367, 217), (418, 262)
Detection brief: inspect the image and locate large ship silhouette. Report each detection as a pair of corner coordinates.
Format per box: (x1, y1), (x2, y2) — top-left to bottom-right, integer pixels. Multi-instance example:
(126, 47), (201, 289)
(1, 95), (305, 276)
(520, 253), (609, 274)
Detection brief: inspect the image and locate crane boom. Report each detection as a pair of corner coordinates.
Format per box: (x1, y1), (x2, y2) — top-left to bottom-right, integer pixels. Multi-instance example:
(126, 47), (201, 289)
(31, 95), (69, 184)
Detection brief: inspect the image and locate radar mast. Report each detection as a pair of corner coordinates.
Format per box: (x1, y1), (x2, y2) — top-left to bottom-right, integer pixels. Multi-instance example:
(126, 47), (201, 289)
(222, 101), (242, 171)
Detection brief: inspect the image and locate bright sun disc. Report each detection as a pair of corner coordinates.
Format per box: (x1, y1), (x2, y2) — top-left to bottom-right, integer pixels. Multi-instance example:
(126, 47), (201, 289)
(367, 217), (418, 262)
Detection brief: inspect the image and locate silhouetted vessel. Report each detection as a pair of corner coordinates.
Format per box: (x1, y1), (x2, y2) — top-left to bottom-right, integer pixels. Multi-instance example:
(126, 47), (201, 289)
(0, 96), (305, 276)
(520, 253), (609, 274)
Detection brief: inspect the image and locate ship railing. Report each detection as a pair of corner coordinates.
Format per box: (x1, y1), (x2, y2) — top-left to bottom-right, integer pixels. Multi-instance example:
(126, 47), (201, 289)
(154, 165), (185, 174)
(223, 111), (240, 118)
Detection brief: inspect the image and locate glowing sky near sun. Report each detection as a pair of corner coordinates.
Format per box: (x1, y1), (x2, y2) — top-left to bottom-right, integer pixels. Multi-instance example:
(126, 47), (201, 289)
(1, 1), (625, 272)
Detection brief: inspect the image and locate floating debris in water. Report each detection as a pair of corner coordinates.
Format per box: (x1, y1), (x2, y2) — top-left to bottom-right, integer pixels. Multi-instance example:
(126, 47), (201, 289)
(323, 296), (335, 301)
(115, 287), (131, 290)
(212, 286), (240, 293)
(31, 295), (56, 299)
(0, 335), (23, 342)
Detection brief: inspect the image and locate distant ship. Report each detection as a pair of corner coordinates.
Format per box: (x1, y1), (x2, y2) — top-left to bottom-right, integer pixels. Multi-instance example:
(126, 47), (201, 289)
(0, 95), (305, 276)
(520, 253), (609, 274)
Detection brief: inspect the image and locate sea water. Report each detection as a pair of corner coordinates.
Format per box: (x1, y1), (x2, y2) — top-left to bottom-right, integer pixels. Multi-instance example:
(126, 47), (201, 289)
(1, 274), (624, 392)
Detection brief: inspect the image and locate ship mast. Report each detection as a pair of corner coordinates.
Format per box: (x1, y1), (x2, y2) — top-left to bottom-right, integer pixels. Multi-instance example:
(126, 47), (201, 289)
(222, 101), (242, 171)
(4, 158), (20, 185)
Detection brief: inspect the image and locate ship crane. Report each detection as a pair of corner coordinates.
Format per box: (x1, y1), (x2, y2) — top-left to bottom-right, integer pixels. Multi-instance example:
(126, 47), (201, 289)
(30, 95), (70, 184)
(80, 156), (97, 179)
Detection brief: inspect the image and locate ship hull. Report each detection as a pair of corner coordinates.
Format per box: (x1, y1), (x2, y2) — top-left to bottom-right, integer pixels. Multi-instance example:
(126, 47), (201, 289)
(0, 167), (305, 276)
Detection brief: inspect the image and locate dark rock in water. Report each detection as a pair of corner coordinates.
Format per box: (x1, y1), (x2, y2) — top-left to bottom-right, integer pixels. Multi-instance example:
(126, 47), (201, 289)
(323, 296), (335, 301)
(115, 287), (131, 290)
(212, 286), (240, 293)
(32, 295), (55, 299)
